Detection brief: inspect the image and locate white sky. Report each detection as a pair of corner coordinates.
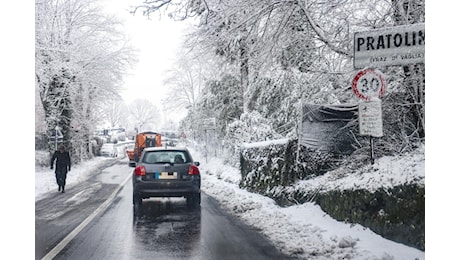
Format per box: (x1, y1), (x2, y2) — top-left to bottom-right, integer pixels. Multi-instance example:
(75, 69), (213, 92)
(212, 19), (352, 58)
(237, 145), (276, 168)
(34, 142), (426, 259)
(102, 0), (193, 123)
(104, 1), (184, 104)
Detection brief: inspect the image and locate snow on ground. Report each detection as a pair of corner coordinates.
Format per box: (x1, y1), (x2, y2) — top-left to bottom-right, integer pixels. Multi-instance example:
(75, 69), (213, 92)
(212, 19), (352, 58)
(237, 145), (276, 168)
(35, 156), (111, 201)
(290, 145), (425, 193)
(35, 144), (425, 260)
(193, 146), (425, 260)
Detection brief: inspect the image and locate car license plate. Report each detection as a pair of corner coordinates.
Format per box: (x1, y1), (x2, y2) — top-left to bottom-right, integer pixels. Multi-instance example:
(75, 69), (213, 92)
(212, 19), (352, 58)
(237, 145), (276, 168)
(155, 172), (177, 179)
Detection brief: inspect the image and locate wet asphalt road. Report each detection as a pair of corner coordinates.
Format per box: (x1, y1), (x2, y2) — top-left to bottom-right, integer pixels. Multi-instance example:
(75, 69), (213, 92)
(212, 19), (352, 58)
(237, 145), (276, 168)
(35, 159), (292, 260)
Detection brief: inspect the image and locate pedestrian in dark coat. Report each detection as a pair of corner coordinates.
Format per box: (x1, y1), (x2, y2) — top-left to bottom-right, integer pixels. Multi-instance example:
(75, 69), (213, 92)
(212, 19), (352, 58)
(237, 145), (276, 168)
(50, 145), (71, 193)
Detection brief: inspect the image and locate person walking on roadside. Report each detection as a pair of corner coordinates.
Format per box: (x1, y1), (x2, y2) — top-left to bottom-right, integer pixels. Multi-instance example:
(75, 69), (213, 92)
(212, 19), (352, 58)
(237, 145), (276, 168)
(50, 145), (71, 193)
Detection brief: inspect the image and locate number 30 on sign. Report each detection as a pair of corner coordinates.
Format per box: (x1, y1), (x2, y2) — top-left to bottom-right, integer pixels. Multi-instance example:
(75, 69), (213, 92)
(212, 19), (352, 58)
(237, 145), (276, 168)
(352, 68), (386, 101)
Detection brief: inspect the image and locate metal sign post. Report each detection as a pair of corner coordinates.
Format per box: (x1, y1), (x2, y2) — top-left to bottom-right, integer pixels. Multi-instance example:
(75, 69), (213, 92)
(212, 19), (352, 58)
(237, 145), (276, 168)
(202, 118), (216, 163)
(370, 136), (375, 164)
(55, 126), (59, 151)
(352, 69), (386, 164)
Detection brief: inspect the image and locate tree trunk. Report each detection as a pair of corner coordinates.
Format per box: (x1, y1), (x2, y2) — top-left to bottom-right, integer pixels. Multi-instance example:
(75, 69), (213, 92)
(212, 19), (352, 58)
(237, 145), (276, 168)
(240, 37), (249, 114)
(393, 0), (425, 139)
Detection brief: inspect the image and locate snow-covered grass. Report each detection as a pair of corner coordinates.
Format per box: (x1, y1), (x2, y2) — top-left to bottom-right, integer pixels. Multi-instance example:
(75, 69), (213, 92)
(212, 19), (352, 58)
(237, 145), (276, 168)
(33, 145), (425, 259)
(291, 145), (425, 193)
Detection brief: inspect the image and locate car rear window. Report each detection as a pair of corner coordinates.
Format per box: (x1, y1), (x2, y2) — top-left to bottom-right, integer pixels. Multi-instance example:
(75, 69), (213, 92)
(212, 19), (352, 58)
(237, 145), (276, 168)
(142, 151), (190, 164)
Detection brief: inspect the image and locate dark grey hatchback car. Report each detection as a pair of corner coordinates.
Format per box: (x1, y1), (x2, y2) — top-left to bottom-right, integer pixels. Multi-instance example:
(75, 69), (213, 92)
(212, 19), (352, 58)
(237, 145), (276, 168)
(131, 147), (201, 208)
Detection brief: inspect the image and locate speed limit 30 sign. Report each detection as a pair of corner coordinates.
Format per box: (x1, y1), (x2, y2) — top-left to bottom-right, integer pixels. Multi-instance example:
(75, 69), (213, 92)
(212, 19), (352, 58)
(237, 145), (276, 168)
(352, 68), (386, 101)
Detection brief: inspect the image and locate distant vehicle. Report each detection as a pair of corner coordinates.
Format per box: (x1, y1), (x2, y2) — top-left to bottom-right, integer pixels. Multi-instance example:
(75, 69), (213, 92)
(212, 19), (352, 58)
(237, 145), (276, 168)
(133, 131), (162, 163)
(94, 128), (127, 143)
(161, 137), (178, 147)
(126, 143), (135, 167)
(100, 143), (118, 157)
(132, 147), (201, 208)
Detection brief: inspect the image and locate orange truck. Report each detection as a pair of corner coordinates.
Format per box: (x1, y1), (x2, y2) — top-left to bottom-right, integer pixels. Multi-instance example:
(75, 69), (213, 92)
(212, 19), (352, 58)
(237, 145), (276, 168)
(131, 131), (162, 167)
(126, 143), (136, 167)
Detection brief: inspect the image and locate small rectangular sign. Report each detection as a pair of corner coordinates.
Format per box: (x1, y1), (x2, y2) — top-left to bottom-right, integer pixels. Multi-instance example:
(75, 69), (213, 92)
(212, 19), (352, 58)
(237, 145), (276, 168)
(202, 117), (216, 130)
(354, 23), (425, 68)
(359, 101), (383, 137)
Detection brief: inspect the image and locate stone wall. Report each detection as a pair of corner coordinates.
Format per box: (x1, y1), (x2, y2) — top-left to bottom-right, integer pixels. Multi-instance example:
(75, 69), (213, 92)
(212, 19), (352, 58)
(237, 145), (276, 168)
(315, 185), (425, 250)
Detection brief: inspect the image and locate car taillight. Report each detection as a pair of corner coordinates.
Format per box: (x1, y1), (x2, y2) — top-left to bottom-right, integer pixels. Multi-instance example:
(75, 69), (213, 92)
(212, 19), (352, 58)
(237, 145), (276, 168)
(188, 165), (200, 175)
(134, 166), (146, 176)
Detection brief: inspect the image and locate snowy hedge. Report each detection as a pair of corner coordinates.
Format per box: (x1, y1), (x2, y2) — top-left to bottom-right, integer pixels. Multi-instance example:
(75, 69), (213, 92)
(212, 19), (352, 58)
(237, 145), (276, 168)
(240, 138), (342, 193)
(239, 139), (425, 251)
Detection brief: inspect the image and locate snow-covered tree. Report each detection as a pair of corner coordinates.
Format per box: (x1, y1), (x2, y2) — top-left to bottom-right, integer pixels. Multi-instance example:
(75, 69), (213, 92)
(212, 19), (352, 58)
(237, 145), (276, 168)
(35, 0), (136, 161)
(135, 0), (425, 159)
(162, 49), (207, 113)
(128, 99), (161, 131)
(103, 98), (129, 129)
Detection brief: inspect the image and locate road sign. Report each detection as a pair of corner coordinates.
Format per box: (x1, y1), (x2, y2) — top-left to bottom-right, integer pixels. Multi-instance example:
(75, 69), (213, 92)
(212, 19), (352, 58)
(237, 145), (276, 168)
(352, 68), (386, 101)
(353, 23), (425, 68)
(202, 117), (216, 130)
(359, 100), (383, 137)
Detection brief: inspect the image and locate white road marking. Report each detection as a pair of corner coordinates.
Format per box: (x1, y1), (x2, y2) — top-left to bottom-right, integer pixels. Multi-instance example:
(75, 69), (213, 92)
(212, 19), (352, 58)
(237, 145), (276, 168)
(41, 173), (132, 260)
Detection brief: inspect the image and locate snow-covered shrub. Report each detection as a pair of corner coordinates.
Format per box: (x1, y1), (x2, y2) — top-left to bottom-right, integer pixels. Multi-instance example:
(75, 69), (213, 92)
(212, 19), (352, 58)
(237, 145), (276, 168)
(224, 111), (282, 166)
(240, 138), (343, 195)
(295, 146), (344, 180)
(35, 151), (51, 167)
(240, 139), (292, 192)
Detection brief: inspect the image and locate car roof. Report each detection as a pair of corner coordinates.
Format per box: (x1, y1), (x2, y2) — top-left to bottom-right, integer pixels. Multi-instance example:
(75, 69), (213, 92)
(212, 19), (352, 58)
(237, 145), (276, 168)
(143, 146), (189, 152)
(138, 131), (160, 135)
